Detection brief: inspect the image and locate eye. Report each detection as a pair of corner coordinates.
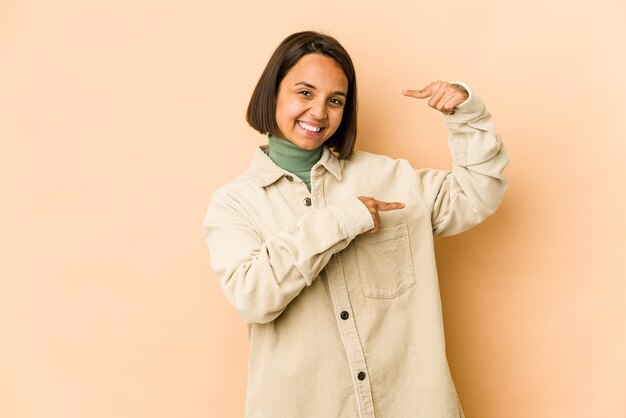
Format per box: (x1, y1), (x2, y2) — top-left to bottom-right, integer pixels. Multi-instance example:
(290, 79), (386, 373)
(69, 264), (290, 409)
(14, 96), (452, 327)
(330, 98), (344, 106)
(298, 90), (312, 97)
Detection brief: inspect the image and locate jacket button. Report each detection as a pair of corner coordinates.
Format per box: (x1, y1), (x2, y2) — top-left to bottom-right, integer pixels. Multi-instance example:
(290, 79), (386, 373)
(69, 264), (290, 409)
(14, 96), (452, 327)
(340, 311), (349, 320)
(285, 175), (293, 182)
(303, 197), (312, 206)
(357, 372), (366, 381)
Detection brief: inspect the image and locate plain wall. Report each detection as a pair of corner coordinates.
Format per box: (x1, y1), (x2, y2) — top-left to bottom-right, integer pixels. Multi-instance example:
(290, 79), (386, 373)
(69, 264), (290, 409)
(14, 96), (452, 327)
(1, 0), (625, 417)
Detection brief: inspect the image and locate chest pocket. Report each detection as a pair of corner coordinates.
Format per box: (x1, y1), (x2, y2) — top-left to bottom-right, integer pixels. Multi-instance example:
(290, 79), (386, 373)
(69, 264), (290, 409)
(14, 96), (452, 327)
(353, 223), (415, 298)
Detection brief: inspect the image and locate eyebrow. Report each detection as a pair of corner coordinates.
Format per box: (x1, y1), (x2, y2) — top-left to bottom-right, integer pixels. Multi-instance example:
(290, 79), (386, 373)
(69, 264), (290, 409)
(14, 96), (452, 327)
(294, 81), (347, 97)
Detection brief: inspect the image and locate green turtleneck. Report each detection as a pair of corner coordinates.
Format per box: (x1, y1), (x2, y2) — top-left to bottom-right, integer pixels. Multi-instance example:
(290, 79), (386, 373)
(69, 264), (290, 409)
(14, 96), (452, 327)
(268, 135), (323, 191)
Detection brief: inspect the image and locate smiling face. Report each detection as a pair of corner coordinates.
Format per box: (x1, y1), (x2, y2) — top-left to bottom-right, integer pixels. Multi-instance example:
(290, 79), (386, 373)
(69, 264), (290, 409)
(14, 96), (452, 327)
(274, 53), (349, 150)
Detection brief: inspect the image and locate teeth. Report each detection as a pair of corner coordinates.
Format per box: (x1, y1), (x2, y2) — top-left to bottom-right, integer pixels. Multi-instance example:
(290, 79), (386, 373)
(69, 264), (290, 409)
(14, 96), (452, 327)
(299, 121), (322, 132)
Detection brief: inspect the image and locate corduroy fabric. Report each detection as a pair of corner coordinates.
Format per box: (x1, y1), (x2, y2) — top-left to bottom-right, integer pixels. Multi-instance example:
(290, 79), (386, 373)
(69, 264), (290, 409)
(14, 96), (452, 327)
(204, 83), (508, 418)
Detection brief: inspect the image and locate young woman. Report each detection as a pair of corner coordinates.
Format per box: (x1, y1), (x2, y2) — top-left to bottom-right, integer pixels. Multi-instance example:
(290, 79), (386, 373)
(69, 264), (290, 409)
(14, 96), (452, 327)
(204, 31), (508, 418)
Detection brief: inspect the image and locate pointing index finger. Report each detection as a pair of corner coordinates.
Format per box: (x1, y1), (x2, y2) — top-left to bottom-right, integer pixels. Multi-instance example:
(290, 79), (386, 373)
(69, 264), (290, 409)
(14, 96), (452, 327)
(402, 85), (433, 99)
(376, 201), (405, 211)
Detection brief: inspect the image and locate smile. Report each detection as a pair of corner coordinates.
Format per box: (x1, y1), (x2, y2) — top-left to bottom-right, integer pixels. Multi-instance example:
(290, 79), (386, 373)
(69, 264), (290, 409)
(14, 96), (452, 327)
(298, 121), (323, 133)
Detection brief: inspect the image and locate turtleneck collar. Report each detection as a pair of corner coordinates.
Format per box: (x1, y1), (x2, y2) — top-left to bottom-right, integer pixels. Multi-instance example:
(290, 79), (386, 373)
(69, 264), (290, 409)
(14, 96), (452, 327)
(267, 135), (324, 192)
(267, 135), (324, 173)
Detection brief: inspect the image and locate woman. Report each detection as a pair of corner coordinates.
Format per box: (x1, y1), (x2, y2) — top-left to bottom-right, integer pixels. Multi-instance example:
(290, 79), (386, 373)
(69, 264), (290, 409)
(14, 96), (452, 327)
(204, 31), (508, 418)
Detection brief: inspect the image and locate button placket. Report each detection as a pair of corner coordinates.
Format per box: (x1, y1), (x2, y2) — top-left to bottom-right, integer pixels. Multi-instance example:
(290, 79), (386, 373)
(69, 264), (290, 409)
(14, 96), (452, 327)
(309, 166), (326, 209)
(324, 255), (375, 417)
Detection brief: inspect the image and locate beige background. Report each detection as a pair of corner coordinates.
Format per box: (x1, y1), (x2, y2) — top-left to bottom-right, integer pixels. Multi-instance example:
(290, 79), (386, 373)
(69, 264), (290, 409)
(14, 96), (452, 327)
(1, 0), (625, 417)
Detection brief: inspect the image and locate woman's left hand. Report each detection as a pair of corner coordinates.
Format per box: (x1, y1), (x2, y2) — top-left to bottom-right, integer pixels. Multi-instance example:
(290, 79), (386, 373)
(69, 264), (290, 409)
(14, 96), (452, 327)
(402, 81), (469, 115)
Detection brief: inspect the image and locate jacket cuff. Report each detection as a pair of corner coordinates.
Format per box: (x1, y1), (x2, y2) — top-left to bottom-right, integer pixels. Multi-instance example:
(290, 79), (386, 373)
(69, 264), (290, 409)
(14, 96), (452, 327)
(445, 81), (484, 125)
(332, 197), (374, 240)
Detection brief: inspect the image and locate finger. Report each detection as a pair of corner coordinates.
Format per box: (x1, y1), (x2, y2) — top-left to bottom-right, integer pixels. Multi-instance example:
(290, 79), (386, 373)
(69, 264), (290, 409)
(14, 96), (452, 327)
(441, 85), (468, 111)
(434, 91), (457, 112)
(402, 83), (434, 99)
(375, 200), (405, 211)
(433, 90), (452, 112)
(441, 93), (463, 113)
(438, 88), (466, 113)
(357, 196), (374, 208)
(370, 208), (381, 233)
(427, 82), (446, 109)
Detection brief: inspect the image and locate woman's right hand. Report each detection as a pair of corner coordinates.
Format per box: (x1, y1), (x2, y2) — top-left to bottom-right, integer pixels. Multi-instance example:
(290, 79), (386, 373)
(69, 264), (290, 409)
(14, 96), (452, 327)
(357, 196), (405, 233)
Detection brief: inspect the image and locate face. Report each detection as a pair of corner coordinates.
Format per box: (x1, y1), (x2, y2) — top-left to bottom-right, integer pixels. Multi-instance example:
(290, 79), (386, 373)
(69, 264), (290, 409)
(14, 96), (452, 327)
(275, 53), (349, 150)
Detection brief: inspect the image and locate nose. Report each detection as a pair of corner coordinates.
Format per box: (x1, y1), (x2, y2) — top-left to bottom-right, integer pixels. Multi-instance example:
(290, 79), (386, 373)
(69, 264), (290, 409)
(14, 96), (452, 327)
(309, 98), (327, 120)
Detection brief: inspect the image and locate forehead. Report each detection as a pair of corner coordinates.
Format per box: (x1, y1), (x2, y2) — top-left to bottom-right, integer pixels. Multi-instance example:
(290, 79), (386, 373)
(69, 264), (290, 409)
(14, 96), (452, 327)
(282, 54), (348, 90)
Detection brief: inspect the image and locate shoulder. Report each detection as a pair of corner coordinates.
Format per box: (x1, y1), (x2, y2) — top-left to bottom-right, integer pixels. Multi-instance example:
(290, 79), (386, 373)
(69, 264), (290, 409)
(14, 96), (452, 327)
(205, 185), (243, 224)
(207, 170), (259, 210)
(209, 146), (275, 201)
(204, 153), (268, 223)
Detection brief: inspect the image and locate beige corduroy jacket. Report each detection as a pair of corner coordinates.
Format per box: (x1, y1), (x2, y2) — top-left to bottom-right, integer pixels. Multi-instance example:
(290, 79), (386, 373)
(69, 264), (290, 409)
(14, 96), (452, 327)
(204, 84), (508, 418)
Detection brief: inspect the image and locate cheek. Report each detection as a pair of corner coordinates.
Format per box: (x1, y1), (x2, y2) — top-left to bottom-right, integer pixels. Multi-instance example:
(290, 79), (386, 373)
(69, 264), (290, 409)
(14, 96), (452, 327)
(331, 109), (345, 127)
(283, 101), (305, 117)
(277, 106), (298, 129)
(275, 95), (298, 119)
(275, 104), (292, 128)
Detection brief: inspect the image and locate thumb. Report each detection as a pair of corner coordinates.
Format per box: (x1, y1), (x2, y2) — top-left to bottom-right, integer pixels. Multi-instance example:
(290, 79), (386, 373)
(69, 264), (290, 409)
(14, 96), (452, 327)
(402, 85), (433, 99)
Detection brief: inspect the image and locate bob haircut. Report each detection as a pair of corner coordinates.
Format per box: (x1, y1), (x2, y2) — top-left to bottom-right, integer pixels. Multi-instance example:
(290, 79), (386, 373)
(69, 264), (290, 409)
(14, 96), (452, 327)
(246, 31), (358, 160)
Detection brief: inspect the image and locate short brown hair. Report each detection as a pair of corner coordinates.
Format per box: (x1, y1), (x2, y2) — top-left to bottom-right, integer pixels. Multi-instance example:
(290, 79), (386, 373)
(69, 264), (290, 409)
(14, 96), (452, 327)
(246, 31), (358, 159)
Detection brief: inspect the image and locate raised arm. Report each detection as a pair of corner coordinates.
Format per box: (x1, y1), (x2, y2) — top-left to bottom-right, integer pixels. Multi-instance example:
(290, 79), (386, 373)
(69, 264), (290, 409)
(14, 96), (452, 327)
(403, 81), (509, 236)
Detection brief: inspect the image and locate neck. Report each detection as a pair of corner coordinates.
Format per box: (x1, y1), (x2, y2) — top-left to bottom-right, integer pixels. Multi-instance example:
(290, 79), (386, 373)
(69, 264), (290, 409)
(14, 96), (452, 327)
(267, 135), (323, 191)
(268, 135), (323, 172)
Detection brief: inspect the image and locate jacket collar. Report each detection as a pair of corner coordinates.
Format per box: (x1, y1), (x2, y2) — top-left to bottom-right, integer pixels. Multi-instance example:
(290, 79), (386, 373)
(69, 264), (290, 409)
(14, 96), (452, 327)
(249, 145), (342, 188)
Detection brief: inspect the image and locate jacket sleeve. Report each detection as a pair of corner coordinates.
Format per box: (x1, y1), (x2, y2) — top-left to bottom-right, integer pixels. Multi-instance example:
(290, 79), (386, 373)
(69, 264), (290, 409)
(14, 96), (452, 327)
(203, 195), (374, 324)
(413, 82), (509, 237)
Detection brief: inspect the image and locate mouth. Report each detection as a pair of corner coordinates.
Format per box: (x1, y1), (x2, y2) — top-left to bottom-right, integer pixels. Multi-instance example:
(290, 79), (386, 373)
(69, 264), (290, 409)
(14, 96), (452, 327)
(298, 121), (324, 134)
